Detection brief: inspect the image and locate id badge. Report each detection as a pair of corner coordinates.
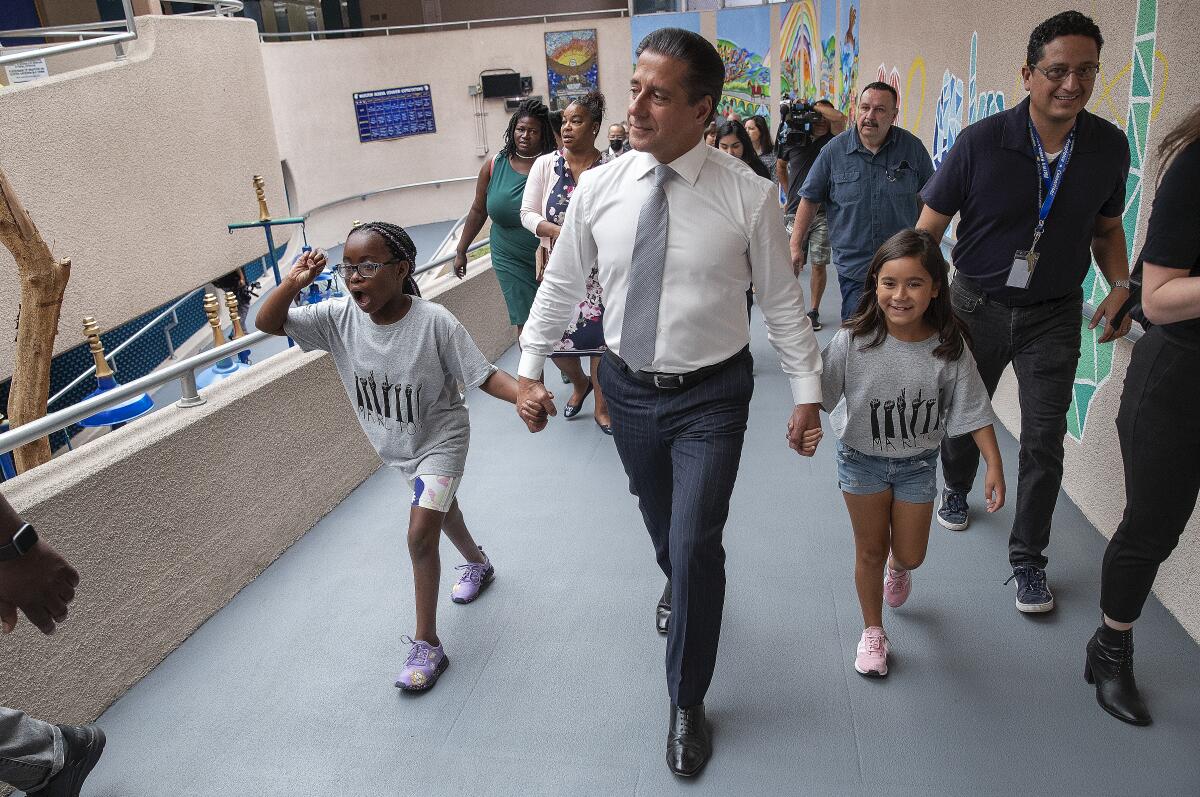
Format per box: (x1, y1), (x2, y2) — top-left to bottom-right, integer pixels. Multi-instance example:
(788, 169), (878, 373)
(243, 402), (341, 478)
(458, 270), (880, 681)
(1006, 250), (1039, 289)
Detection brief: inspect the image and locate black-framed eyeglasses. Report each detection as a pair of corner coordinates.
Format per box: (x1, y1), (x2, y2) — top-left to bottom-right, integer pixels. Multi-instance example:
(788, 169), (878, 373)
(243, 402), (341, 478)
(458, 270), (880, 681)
(335, 259), (402, 279)
(1029, 63), (1101, 83)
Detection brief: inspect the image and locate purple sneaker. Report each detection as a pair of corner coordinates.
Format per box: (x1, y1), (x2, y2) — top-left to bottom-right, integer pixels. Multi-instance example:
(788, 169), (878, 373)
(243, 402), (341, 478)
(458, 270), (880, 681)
(451, 548), (494, 604)
(395, 637), (449, 692)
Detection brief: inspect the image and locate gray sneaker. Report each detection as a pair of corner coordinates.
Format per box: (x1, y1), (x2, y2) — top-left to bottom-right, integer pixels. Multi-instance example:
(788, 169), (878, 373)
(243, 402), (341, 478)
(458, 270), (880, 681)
(937, 488), (970, 531)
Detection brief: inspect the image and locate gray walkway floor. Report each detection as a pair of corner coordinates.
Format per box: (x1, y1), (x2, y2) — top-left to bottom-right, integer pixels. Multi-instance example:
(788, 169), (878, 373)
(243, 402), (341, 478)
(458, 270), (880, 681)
(71, 312), (1200, 796)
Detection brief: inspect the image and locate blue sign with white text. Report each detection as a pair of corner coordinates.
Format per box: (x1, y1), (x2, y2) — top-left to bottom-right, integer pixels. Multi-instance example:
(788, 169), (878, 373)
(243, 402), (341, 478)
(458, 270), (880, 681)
(353, 84), (436, 143)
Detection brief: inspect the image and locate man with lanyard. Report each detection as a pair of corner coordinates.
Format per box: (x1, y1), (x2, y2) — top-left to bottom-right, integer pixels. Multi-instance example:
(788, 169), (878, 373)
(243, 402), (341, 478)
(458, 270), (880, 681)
(790, 82), (935, 323)
(917, 10), (1132, 614)
(778, 99), (846, 330)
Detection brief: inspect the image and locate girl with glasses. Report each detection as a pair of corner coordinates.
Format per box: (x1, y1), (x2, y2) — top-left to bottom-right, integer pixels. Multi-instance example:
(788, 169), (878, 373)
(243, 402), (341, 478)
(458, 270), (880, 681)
(256, 221), (541, 693)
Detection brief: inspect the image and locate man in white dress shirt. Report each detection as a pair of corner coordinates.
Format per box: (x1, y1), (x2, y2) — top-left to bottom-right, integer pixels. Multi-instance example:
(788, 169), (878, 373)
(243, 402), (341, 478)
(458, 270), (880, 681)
(514, 28), (822, 777)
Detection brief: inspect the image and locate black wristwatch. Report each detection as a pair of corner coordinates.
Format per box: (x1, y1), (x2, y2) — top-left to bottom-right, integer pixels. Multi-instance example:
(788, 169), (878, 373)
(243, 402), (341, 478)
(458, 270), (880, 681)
(0, 523), (38, 561)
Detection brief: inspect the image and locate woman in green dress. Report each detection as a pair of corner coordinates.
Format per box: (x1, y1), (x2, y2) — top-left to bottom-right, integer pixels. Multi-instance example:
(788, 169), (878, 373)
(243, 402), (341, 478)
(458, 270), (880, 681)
(455, 99), (555, 336)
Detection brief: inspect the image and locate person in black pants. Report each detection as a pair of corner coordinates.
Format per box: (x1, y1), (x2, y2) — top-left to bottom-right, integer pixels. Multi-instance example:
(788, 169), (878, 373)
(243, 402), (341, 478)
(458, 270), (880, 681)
(1086, 104), (1200, 727)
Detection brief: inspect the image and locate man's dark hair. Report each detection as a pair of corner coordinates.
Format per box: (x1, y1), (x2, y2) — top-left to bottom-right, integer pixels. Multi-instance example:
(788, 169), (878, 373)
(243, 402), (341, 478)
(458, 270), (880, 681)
(859, 81), (898, 106)
(501, 98), (556, 159)
(636, 27), (724, 124)
(1027, 10), (1103, 66)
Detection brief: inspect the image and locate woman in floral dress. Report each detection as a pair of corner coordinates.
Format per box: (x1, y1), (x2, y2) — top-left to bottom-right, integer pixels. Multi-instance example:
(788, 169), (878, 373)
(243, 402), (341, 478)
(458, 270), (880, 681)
(520, 91), (611, 434)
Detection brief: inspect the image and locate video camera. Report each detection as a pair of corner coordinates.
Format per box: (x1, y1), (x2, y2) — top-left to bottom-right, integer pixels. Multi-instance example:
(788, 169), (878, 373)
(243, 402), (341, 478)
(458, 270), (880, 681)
(776, 98), (825, 152)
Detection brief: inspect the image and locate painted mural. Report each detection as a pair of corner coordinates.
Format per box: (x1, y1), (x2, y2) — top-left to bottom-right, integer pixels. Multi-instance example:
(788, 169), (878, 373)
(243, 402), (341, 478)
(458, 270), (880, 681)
(931, 69), (964, 169)
(630, 12), (700, 65)
(545, 30), (600, 112)
(1070, 0), (1160, 441)
(717, 6), (772, 120)
(875, 63), (901, 112)
(779, 2), (819, 103)
(968, 32), (1005, 124)
(818, 0), (838, 104)
(837, 0), (861, 116)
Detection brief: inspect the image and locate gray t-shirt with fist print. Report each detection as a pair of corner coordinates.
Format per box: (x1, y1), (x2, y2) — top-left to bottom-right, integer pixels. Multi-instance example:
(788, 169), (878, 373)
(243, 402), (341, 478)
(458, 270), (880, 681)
(285, 296), (496, 479)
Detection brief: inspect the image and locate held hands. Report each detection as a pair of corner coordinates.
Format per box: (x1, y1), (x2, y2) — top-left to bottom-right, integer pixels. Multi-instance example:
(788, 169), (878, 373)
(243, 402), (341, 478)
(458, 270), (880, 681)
(983, 466), (1006, 513)
(1089, 287), (1133, 343)
(786, 403), (823, 457)
(516, 376), (557, 433)
(285, 248), (328, 289)
(0, 540), (80, 635)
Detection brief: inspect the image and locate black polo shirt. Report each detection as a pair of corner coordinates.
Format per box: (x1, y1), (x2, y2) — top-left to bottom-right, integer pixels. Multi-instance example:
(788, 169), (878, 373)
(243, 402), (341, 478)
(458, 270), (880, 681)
(921, 97), (1130, 305)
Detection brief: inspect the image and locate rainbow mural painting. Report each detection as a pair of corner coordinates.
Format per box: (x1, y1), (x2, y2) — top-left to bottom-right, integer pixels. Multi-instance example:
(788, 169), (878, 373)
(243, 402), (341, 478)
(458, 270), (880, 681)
(545, 29), (600, 112)
(818, 0), (839, 104)
(716, 6), (772, 120)
(838, 0), (861, 116)
(779, 1), (819, 103)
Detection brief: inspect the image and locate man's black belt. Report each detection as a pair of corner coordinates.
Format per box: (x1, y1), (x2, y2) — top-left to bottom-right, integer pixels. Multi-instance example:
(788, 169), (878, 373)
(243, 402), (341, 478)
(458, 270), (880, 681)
(603, 346), (749, 390)
(952, 274), (1079, 308)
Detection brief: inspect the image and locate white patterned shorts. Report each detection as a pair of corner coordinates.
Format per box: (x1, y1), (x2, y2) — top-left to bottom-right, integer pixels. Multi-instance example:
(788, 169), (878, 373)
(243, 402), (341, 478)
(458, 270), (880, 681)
(411, 474), (461, 513)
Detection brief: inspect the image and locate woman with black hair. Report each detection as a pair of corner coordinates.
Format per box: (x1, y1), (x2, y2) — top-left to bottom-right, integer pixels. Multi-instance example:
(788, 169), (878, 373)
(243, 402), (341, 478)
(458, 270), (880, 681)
(1085, 104), (1200, 727)
(744, 114), (776, 180)
(715, 118), (771, 180)
(520, 91), (612, 434)
(454, 99), (555, 335)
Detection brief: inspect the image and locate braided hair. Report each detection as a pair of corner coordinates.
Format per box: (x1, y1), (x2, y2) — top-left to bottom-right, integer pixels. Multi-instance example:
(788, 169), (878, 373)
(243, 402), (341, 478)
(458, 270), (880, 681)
(500, 98), (555, 160)
(348, 221), (421, 297)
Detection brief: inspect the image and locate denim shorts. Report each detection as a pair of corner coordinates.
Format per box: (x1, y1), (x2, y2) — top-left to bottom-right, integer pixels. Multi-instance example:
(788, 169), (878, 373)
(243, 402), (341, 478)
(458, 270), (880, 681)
(835, 441), (939, 504)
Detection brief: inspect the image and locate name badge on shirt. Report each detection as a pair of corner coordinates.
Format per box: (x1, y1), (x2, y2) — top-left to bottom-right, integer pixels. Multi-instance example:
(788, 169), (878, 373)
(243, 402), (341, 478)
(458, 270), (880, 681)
(1006, 250), (1039, 289)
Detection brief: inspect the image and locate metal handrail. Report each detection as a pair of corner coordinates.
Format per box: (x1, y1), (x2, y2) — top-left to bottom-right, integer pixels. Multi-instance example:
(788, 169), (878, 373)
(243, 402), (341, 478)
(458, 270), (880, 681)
(0, 239), (490, 458)
(301, 176), (476, 219)
(0, 0), (136, 68)
(0, 1), (243, 69)
(260, 8), (627, 41)
(45, 287), (206, 409)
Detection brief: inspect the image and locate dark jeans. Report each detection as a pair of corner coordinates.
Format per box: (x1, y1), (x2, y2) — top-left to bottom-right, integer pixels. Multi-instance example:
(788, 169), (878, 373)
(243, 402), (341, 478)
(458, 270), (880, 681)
(838, 275), (865, 322)
(941, 278), (1082, 569)
(1101, 327), (1200, 623)
(599, 349), (753, 707)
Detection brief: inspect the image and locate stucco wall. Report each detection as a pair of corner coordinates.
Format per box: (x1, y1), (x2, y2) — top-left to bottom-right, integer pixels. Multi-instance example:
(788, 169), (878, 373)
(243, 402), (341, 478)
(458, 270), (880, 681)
(0, 262), (514, 725)
(259, 15), (633, 239)
(0, 15), (289, 382)
(858, 0), (1200, 636)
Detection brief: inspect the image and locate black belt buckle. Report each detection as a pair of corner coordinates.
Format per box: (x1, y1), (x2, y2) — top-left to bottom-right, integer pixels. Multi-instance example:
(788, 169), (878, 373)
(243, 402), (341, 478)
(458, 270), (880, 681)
(651, 372), (685, 389)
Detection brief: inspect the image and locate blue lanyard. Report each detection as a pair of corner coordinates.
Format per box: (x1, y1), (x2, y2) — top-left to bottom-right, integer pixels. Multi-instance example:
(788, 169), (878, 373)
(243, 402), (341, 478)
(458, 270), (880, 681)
(1027, 120), (1076, 253)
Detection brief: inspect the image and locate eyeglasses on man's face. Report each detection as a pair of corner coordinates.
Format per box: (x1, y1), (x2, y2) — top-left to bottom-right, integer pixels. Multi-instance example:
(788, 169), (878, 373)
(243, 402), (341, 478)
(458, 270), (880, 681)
(335, 259), (403, 279)
(1029, 63), (1101, 82)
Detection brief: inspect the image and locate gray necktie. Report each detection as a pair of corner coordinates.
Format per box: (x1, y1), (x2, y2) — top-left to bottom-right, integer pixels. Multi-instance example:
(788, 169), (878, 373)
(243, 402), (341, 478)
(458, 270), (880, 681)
(621, 164), (673, 372)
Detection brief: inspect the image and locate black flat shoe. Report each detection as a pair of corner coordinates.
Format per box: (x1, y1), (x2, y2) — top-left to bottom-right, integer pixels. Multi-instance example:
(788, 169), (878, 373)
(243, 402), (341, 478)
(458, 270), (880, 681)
(656, 580), (671, 635)
(666, 703), (711, 777)
(595, 418), (613, 435)
(562, 382), (593, 419)
(1085, 624), (1152, 726)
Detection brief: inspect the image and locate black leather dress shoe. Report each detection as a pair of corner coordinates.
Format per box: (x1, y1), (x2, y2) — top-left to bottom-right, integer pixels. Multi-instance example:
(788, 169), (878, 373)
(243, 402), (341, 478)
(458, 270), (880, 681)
(666, 703), (711, 777)
(655, 580), (671, 635)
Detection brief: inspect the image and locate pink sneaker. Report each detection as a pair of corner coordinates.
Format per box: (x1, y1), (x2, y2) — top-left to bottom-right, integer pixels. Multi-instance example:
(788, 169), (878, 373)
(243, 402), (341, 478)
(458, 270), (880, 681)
(884, 564), (911, 608)
(855, 626), (889, 678)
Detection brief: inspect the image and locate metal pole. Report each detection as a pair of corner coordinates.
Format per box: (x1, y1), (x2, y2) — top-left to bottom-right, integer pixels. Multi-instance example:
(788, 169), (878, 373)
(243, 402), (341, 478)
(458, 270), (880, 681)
(177, 371), (206, 408)
(263, 225), (281, 284)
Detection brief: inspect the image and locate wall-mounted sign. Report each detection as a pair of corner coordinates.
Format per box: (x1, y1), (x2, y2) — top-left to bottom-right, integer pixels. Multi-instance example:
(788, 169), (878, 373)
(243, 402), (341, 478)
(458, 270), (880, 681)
(353, 84), (436, 143)
(4, 57), (49, 86)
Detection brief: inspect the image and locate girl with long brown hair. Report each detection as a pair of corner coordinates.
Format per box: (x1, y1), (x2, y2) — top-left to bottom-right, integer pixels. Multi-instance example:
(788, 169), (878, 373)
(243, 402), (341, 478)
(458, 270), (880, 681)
(822, 229), (1005, 677)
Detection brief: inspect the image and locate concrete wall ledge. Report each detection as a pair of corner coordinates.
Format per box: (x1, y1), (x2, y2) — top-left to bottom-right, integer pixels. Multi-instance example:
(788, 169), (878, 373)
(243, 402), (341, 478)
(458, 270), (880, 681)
(0, 265), (516, 724)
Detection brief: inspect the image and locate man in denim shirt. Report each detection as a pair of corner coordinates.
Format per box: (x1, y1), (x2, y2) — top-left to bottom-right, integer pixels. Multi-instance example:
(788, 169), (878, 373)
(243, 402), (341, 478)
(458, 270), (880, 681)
(789, 82), (934, 321)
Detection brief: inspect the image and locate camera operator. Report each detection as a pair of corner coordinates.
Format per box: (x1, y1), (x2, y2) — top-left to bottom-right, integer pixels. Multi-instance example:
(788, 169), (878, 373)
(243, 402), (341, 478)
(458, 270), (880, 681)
(777, 98), (845, 330)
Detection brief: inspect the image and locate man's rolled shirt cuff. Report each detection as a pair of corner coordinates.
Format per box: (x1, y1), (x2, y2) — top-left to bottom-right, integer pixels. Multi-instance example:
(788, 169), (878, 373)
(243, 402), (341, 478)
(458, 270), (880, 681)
(518, 351), (548, 380)
(789, 375), (822, 406)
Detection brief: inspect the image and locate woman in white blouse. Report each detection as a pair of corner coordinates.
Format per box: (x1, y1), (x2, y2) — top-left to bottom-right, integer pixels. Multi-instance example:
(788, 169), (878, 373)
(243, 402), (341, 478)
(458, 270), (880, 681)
(520, 91), (612, 434)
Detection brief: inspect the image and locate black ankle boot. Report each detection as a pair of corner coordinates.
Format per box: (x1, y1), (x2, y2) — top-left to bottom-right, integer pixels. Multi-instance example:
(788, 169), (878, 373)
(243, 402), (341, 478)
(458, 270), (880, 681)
(1084, 624), (1152, 726)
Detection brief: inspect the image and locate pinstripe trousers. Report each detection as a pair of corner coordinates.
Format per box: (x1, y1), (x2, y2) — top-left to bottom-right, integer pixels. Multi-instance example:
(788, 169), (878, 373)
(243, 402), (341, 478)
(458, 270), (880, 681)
(599, 349), (753, 707)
